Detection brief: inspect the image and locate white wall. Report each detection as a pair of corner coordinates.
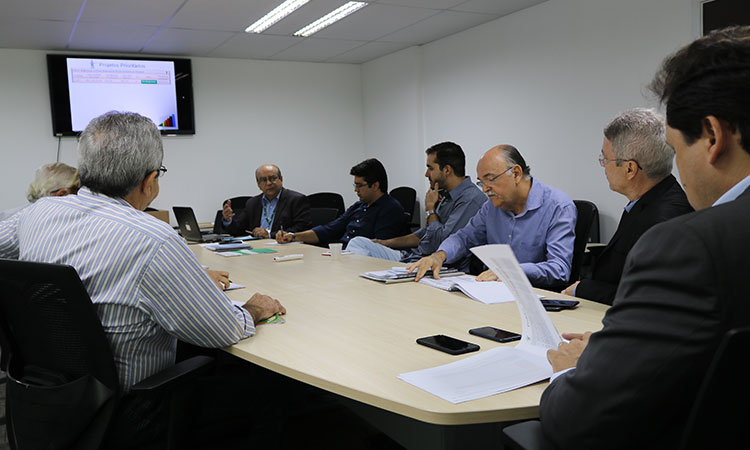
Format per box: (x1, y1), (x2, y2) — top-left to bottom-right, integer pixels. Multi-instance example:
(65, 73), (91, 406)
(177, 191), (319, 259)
(363, 0), (698, 240)
(0, 49), (364, 223)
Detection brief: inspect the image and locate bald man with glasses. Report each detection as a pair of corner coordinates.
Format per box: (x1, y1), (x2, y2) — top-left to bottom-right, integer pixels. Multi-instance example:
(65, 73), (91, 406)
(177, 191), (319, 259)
(408, 145), (577, 289)
(220, 164), (311, 238)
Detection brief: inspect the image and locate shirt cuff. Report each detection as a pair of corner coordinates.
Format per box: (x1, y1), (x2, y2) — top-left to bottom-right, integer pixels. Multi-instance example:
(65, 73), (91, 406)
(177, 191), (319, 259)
(222, 218), (232, 226)
(549, 367), (574, 384)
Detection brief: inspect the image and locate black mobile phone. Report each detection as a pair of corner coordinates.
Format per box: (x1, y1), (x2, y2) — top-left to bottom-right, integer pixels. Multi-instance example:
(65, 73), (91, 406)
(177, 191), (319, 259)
(469, 326), (522, 343)
(416, 335), (480, 355)
(540, 299), (579, 311)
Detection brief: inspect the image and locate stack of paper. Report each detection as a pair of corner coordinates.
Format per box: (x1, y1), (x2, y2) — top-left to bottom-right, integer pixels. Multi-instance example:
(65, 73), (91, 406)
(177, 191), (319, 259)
(360, 266), (462, 284)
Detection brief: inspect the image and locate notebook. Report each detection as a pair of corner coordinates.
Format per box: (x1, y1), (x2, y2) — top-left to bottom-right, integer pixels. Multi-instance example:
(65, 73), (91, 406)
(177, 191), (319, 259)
(172, 206), (223, 243)
(360, 266), (462, 284)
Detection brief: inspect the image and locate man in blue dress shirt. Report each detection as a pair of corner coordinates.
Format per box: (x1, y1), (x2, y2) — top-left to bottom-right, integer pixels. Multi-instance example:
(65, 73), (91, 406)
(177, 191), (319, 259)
(276, 158), (404, 247)
(408, 145), (577, 288)
(346, 141), (487, 272)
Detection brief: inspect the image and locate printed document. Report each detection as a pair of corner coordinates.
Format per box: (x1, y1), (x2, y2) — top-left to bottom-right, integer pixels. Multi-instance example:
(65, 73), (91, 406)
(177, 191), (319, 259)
(398, 244), (562, 403)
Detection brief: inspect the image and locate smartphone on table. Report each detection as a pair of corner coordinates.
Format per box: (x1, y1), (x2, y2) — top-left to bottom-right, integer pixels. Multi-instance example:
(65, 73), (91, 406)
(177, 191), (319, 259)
(540, 299), (579, 311)
(416, 334), (480, 355)
(469, 326), (522, 343)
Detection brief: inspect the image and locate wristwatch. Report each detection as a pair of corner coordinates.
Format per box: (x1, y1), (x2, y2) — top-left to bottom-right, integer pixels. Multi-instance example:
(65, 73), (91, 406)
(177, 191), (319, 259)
(289, 232), (296, 242)
(425, 210), (436, 219)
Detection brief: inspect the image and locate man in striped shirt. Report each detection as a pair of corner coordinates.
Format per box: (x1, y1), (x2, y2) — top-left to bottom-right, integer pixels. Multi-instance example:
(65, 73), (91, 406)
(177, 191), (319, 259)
(0, 112), (285, 395)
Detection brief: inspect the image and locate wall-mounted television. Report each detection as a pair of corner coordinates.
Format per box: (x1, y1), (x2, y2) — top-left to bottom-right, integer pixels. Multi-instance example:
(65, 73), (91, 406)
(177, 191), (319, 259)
(47, 54), (195, 136)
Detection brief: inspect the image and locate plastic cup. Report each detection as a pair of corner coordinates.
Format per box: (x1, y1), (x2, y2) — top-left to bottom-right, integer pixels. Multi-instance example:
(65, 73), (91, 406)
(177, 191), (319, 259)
(329, 243), (343, 260)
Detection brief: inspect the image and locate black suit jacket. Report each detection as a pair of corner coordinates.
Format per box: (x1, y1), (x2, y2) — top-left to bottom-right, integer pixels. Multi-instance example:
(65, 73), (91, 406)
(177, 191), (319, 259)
(577, 174), (692, 305)
(539, 186), (750, 449)
(222, 187), (311, 236)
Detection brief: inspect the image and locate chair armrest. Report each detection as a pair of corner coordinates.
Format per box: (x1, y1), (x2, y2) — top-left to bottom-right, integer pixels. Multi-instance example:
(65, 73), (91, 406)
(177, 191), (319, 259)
(502, 420), (558, 450)
(130, 355), (214, 394)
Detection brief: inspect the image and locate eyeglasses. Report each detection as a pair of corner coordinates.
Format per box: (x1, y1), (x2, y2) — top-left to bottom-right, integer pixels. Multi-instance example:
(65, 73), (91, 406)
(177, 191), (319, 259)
(476, 166), (513, 189)
(257, 175), (279, 184)
(153, 165), (167, 178)
(598, 155), (642, 169)
(353, 182), (370, 189)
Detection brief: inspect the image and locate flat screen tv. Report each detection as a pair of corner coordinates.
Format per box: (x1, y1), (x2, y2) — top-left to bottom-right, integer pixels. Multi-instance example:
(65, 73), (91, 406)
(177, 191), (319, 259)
(47, 54), (195, 136)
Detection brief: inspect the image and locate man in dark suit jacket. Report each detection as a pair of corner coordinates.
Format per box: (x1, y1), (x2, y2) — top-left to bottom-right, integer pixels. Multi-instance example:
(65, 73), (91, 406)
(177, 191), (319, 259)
(563, 108), (693, 305)
(539, 26), (750, 449)
(220, 164), (311, 237)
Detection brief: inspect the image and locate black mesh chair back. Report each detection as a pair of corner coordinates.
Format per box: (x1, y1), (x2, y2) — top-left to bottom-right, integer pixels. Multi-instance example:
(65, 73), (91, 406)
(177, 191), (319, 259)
(309, 207), (339, 227)
(0, 259), (119, 450)
(389, 187), (417, 224)
(571, 200), (600, 283)
(213, 196), (252, 233)
(307, 192), (345, 218)
(681, 327), (750, 450)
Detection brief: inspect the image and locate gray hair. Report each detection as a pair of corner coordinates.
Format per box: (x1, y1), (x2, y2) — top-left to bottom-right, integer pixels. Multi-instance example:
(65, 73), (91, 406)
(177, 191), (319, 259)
(498, 145), (531, 179)
(604, 108), (673, 179)
(78, 111), (163, 198)
(26, 162), (80, 202)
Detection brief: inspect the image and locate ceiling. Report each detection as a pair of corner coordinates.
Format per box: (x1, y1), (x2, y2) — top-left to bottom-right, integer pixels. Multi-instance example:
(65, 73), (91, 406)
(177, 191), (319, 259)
(0, 0), (547, 64)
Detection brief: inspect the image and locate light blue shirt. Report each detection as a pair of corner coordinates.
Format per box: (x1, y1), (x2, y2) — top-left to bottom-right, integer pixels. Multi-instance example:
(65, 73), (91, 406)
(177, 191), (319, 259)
(438, 178), (577, 286)
(713, 175), (750, 206)
(0, 187), (255, 391)
(260, 192), (280, 231)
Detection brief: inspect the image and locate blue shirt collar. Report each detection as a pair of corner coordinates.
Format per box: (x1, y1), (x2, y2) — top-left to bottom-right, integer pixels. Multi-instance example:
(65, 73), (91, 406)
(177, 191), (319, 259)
(261, 189), (282, 205)
(713, 175), (750, 207)
(624, 197), (640, 213)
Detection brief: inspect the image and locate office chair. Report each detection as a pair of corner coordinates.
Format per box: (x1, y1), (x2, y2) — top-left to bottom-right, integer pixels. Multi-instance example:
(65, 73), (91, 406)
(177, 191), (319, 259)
(307, 192), (345, 218)
(681, 326), (750, 450)
(213, 195), (252, 233)
(570, 200), (600, 283)
(309, 207), (339, 227)
(389, 186), (418, 230)
(0, 259), (213, 450)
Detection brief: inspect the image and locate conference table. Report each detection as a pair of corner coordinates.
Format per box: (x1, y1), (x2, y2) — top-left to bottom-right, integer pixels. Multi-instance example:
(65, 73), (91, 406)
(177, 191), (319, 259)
(190, 240), (608, 449)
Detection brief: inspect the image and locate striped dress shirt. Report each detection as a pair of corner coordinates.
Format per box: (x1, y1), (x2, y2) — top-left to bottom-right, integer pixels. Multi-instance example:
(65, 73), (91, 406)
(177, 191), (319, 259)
(0, 187), (255, 391)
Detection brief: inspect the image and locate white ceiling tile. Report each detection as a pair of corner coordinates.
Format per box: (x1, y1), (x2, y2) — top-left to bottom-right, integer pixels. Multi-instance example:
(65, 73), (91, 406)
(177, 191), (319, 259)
(374, 0), (465, 9)
(270, 37), (366, 62)
(143, 28), (236, 56)
(326, 41), (411, 63)
(3, 0), (84, 21)
(380, 10), (496, 45)
(168, 0), (282, 32)
(79, 0), (185, 27)
(313, 3), (438, 41)
(451, 0), (548, 15)
(0, 19), (72, 50)
(68, 22), (158, 53)
(209, 33), (301, 59)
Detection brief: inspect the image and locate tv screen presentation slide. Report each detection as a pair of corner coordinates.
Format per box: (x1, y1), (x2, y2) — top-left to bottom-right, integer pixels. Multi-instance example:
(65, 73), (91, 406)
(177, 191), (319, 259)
(66, 57), (179, 132)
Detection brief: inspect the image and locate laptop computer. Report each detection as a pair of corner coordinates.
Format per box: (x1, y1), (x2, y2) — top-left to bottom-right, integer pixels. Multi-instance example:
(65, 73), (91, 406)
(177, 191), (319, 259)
(172, 206), (224, 243)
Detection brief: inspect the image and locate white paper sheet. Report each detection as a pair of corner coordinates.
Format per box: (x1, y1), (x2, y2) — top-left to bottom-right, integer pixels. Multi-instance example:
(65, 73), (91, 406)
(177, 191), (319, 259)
(398, 346), (552, 403)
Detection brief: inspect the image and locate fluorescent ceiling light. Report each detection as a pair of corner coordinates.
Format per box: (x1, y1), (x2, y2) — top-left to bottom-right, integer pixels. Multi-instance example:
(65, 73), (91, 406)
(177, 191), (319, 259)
(293, 2), (368, 37)
(245, 0), (310, 34)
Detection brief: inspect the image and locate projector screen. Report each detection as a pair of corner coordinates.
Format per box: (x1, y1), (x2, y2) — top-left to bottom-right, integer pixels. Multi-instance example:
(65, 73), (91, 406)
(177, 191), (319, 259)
(47, 54), (195, 136)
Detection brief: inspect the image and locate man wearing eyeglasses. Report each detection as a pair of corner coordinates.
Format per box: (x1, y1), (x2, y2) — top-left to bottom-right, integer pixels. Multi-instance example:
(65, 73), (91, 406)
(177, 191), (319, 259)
(561, 108), (692, 305)
(408, 145), (577, 289)
(220, 164), (311, 238)
(0, 112), (286, 447)
(276, 158), (404, 247)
